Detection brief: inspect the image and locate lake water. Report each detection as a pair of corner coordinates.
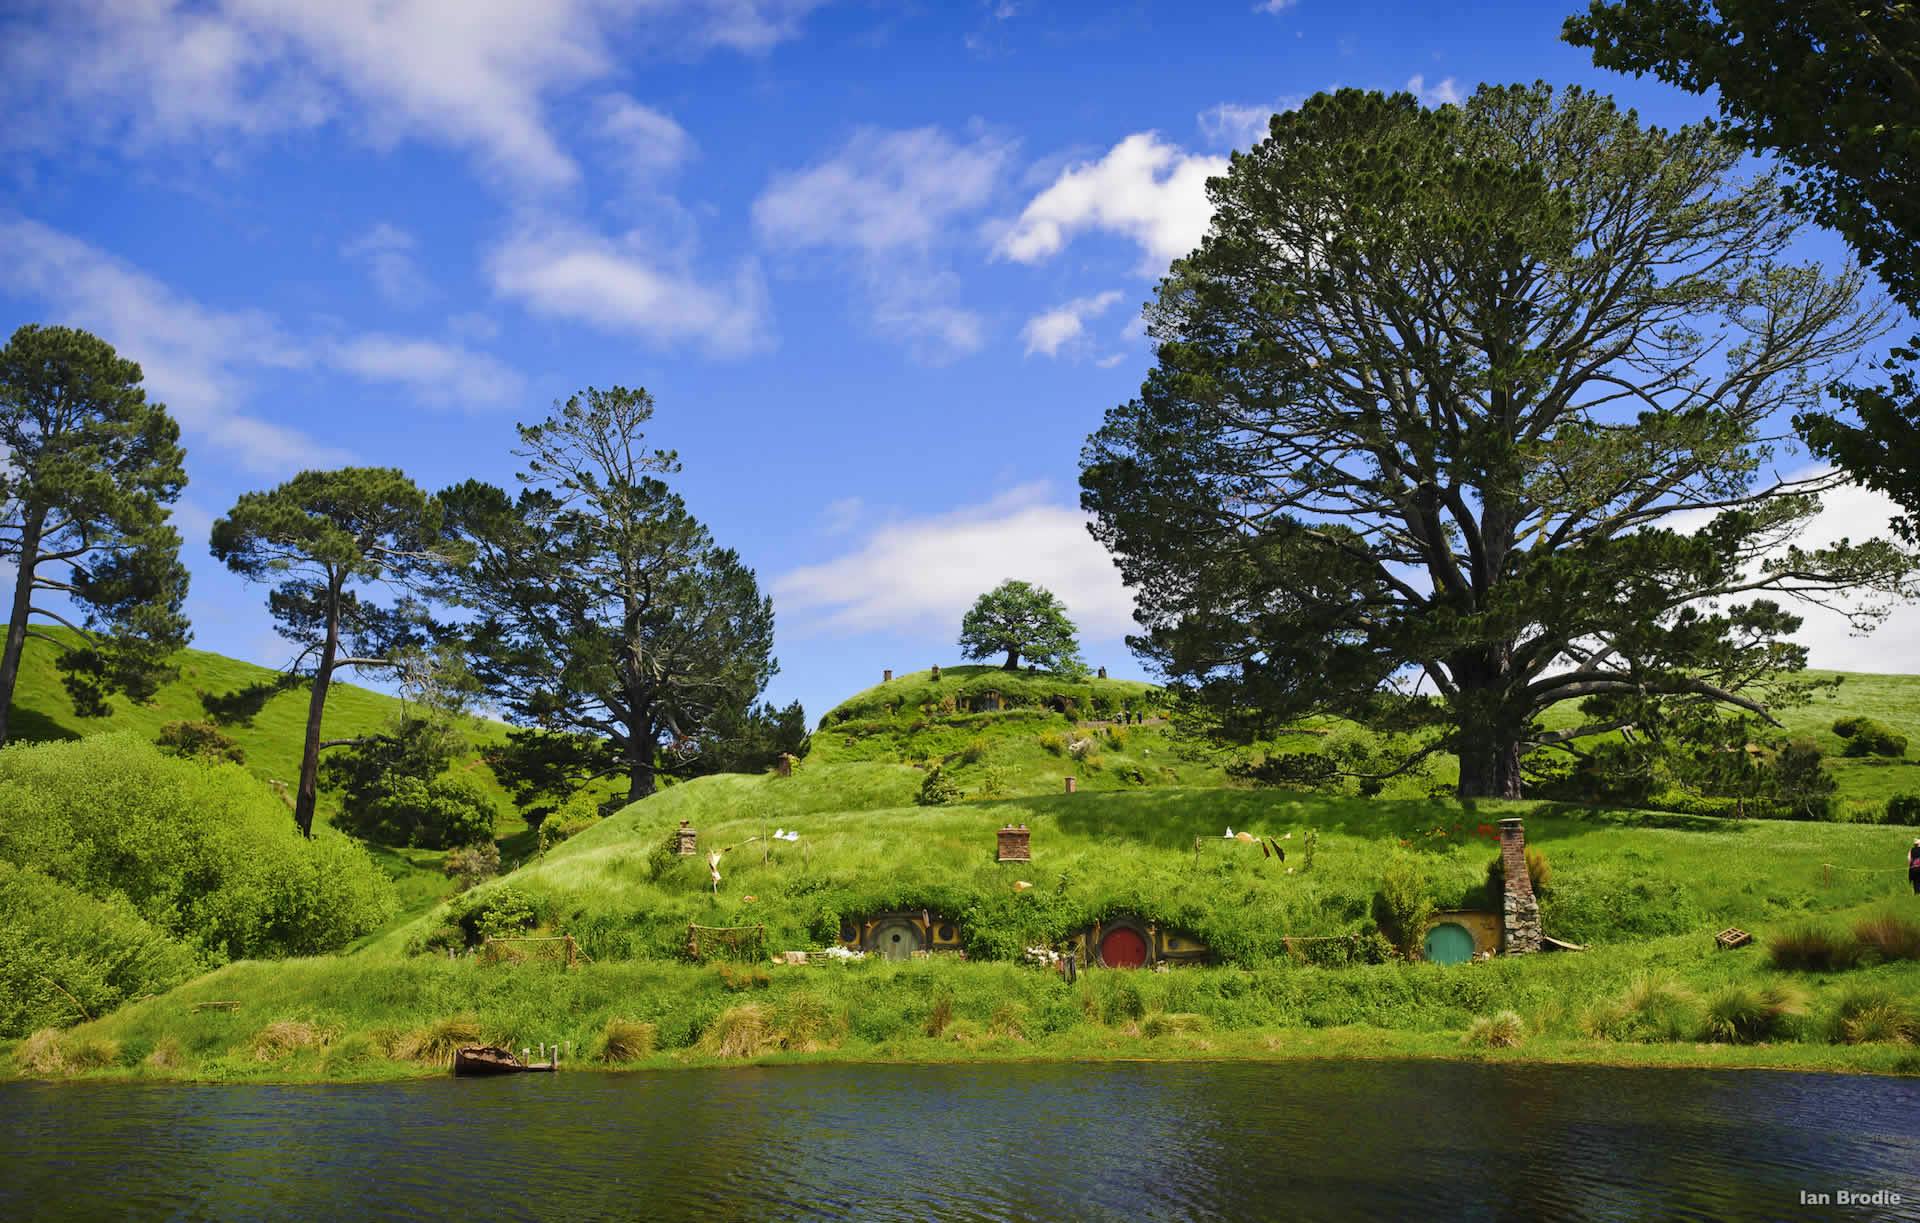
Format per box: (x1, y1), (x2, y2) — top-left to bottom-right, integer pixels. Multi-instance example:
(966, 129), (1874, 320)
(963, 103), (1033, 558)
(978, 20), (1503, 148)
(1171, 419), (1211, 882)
(3, 1061), (1918, 1220)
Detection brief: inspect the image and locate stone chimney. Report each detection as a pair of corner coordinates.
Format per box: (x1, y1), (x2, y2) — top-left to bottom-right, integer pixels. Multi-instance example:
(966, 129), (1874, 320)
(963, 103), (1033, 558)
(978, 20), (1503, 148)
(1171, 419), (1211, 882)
(997, 824), (1031, 862)
(931, 665), (941, 682)
(774, 754), (794, 778)
(1064, 776), (1077, 794)
(1097, 666), (1107, 679)
(674, 820), (698, 856)
(1498, 818), (1542, 954)
(883, 669), (892, 683)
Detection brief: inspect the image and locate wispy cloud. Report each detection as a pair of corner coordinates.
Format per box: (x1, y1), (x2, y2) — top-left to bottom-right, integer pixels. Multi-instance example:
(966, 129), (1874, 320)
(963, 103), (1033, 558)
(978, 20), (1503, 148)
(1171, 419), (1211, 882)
(326, 334), (524, 408)
(1022, 289), (1124, 359)
(342, 222), (432, 309)
(1406, 73), (1463, 106)
(774, 484), (1136, 638)
(1197, 95), (1304, 149)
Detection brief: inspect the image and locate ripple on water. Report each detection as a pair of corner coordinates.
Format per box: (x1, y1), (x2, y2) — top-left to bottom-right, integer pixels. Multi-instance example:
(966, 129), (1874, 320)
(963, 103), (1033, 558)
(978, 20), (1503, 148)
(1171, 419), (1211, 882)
(3, 1062), (1918, 1221)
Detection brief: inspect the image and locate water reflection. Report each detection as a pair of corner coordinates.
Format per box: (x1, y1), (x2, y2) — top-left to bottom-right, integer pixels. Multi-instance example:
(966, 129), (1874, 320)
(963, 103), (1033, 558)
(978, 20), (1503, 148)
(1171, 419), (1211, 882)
(3, 1062), (1917, 1221)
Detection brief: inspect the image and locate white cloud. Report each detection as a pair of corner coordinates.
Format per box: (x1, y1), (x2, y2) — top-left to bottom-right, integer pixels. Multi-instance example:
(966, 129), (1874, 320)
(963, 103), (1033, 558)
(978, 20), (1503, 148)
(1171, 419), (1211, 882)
(774, 484), (1137, 638)
(1022, 289), (1124, 358)
(0, 217), (339, 473)
(0, 218), (531, 469)
(1774, 481), (1920, 674)
(1197, 96), (1303, 149)
(597, 92), (694, 181)
(327, 334), (524, 408)
(818, 496), (865, 535)
(488, 225), (769, 355)
(342, 222), (432, 308)
(755, 126), (1009, 254)
(0, 1), (820, 188)
(754, 125), (1010, 360)
(1255, 0), (1299, 11)
(997, 133), (1227, 273)
(1406, 74), (1463, 106)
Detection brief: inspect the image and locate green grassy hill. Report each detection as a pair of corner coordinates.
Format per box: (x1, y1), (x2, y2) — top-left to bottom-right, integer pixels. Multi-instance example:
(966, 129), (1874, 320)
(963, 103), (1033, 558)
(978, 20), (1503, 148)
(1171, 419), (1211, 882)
(3, 633), (523, 914)
(10, 654), (1920, 1082)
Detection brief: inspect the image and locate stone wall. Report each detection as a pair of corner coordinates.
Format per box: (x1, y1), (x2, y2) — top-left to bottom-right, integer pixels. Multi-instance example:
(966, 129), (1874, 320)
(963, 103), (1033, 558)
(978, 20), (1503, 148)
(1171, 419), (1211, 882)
(1497, 817), (1542, 954)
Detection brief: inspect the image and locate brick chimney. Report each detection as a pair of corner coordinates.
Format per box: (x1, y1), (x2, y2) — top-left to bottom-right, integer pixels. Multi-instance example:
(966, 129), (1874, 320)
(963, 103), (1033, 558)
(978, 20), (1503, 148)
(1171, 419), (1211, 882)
(997, 824), (1031, 862)
(1498, 818), (1542, 954)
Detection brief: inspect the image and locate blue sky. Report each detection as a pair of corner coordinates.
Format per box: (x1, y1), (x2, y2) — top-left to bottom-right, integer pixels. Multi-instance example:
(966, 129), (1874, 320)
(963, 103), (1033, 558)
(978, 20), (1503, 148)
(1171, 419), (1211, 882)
(3, 0), (1914, 724)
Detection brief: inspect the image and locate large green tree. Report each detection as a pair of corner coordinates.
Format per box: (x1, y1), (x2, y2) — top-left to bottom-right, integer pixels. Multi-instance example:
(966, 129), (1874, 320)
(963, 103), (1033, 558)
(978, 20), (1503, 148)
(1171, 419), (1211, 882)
(211, 468), (455, 838)
(0, 324), (190, 747)
(1080, 85), (1912, 799)
(958, 579), (1085, 672)
(444, 387), (777, 805)
(1567, 2), (1920, 541)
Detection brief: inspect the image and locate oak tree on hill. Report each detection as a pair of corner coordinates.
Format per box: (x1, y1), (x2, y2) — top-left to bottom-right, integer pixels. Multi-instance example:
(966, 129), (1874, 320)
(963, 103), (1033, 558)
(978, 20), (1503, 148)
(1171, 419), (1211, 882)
(0, 324), (190, 747)
(958, 579), (1085, 673)
(211, 468), (457, 838)
(1080, 84), (1913, 799)
(443, 387), (777, 806)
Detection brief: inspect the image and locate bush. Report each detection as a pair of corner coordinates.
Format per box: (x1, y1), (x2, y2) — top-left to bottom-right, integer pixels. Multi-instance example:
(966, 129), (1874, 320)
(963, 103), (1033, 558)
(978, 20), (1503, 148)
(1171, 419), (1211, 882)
(1772, 739), (1838, 820)
(959, 737), (991, 765)
(538, 791), (602, 854)
(0, 734), (393, 963)
(1371, 859), (1434, 958)
(1485, 847), (1553, 898)
(916, 766), (961, 806)
(325, 719), (497, 848)
(1885, 795), (1920, 826)
(154, 720), (245, 764)
(1037, 731), (1068, 756)
(1462, 1011), (1525, 1049)
(442, 842), (500, 891)
(1834, 717), (1908, 758)
(0, 862), (203, 1038)
(1702, 983), (1805, 1044)
(1584, 976), (1701, 1043)
(597, 1018), (658, 1063)
(1853, 914), (1920, 963)
(1827, 987), (1920, 1045)
(1767, 924), (1864, 972)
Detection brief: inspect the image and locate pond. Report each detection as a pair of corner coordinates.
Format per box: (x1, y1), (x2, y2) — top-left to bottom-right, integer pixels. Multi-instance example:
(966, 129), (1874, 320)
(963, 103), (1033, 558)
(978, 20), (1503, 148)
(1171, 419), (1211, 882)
(4, 1061), (1917, 1220)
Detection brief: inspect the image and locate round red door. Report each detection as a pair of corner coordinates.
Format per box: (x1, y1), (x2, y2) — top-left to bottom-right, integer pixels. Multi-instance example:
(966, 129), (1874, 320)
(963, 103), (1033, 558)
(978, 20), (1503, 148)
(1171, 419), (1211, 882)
(1098, 926), (1148, 968)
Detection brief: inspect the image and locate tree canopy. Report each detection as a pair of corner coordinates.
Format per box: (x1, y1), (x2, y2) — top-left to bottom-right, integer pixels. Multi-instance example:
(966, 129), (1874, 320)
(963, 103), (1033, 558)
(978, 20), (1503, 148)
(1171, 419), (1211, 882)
(444, 386), (777, 805)
(958, 579), (1085, 673)
(1567, 2), (1920, 545)
(1080, 84), (1912, 798)
(211, 467), (455, 837)
(0, 323), (190, 747)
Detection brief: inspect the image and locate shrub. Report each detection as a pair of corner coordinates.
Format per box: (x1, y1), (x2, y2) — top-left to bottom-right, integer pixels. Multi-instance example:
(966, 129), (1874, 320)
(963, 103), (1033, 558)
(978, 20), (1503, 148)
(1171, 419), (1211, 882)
(442, 841), (500, 891)
(1462, 1011), (1525, 1049)
(0, 735), (392, 963)
(143, 1037), (185, 1072)
(1827, 987), (1920, 1045)
(1702, 983), (1805, 1044)
(1372, 859), (1434, 958)
(598, 1018), (658, 1063)
(916, 767), (961, 806)
(1834, 717), (1908, 758)
(778, 992), (844, 1052)
(1772, 739), (1838, 820)
(1485, 847), (1553, 898)
(1584, 976), (1701, 1043)
(959, 737), (991, 765)
(250, 1020), (330, 1061)
(1767, 925), (1864, 972)
(1884, 794), (1920, 826)
(155, 720), (246, 764)
(926, 991), (955, 1038)
(390, 1015), (483, 1065)
(701, 1004), (777, 1058)
(1232, 750), (1340, 792)
(1037, 731), (1068, 756)
(976, 765), (1013, 799)
(1853, 914), (1920, 963)
(538, 791), (602, 854)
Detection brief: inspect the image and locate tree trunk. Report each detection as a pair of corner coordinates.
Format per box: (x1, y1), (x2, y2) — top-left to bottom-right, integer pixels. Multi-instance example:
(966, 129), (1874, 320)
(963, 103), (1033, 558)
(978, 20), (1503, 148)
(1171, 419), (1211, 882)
(1457, 733), (1523, 800)
(1003, 648), (1020, 670)
(626, 744), (656, 804)
(0, 506), (47, 749)
(293, 575), (343, 839)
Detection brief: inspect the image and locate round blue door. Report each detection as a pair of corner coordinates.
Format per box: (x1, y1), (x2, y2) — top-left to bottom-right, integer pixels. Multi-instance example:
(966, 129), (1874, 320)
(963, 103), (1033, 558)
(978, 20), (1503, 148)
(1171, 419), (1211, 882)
(1423, 922), (1475, 965)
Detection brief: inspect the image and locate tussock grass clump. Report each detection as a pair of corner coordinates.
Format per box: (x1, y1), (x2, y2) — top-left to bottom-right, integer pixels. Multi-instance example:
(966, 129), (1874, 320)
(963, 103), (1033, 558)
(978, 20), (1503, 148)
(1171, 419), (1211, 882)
(988, 1003), (1027, 1041)
(597, 1018), (657, 1063)
(777, 992), (845, 1052)
(1827, 988), (1920, 1045)
(250, 1020), (331, 1061)
(14, 1028), (121, 1076)
(714, 963), (770, 992)
(1768, 925), (1864, 972)
(925, 991), (955, 1038)
(1141, 1011), (1211, 1039)
(143, 1037), (185, 1072)
(1584, 976), (1701, 1043)
(1462, 1011), (1526, 1049)
(1702, 983), (1805, 1044)
(390, 1014), (483, 1065)
(1853, 914), (1920, 963)
(701, 1004), (777, 1059)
